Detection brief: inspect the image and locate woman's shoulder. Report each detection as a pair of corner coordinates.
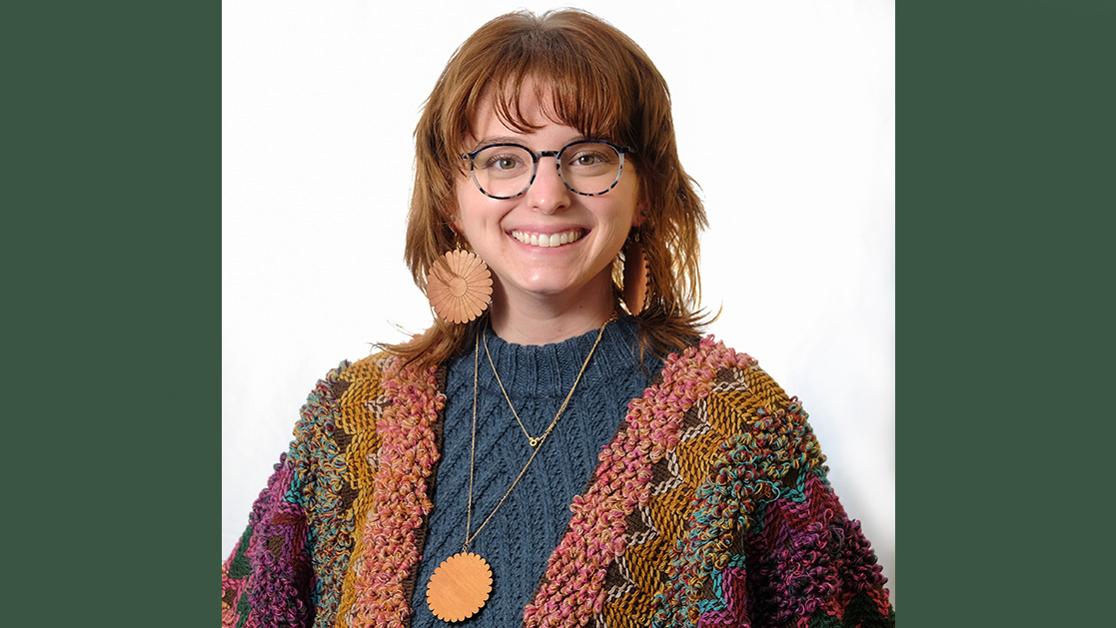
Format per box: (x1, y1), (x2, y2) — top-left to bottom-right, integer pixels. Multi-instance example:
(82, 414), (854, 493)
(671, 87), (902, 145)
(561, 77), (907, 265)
(641, 336), (830, 504)
(288, 352), (397, 432)
(334, 351), (396, 390)
(660, 335), (788, 405)
(657, 335), (812, 445)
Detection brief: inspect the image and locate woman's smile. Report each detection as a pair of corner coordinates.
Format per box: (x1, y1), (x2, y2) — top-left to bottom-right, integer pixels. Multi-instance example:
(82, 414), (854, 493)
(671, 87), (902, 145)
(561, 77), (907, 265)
(507, 227), (587, 249)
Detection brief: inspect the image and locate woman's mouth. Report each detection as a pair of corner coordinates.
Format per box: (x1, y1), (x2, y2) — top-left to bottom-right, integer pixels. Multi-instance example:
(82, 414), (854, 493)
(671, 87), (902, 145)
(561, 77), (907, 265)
(509, 228), (586, 248)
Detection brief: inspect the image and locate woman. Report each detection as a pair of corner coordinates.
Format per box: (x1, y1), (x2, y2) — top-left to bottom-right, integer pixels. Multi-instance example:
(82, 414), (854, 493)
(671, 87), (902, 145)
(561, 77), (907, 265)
(222, 9), (894, 627)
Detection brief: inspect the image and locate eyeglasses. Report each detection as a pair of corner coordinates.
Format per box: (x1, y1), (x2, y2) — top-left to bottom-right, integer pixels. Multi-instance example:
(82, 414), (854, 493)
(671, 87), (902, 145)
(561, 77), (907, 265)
(460, 139), (634, 200)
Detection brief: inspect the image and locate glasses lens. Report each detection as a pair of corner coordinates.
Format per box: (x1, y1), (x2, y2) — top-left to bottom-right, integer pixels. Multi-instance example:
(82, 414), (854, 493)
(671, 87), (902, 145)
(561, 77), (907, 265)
(470, 145), (534, 198)
(559, 142), (622, 195)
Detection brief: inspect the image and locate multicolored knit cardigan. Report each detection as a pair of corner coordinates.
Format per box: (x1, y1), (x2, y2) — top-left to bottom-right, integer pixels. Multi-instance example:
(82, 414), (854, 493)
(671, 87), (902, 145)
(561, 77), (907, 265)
(222, 338), (894, 627)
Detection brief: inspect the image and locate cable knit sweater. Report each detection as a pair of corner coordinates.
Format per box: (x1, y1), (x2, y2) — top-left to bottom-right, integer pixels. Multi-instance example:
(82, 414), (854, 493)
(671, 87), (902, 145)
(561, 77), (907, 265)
(409, 318), (663, 626)
(221, 323), (894, 627)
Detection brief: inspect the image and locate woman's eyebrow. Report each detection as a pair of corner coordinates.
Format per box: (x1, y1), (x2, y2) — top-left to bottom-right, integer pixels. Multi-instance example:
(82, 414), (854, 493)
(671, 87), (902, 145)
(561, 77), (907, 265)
(473, 136), (524, 147)
(473, 135), (591, 149)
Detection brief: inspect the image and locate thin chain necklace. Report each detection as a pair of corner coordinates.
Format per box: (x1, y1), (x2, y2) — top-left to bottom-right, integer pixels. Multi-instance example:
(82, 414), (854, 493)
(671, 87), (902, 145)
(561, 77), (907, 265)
(424, 318), (613, 623)
(483, 325), (594, 448)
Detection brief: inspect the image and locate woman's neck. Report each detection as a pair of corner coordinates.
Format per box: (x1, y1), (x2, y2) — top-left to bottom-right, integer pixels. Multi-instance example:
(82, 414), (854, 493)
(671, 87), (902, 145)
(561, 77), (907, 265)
(488, 273), (617, 345)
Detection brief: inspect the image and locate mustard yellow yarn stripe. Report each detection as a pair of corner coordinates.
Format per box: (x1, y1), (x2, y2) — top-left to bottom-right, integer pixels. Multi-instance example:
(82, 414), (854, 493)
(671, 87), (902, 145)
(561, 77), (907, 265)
(600, 365), (791, 625)
(334, 355), (389, 627)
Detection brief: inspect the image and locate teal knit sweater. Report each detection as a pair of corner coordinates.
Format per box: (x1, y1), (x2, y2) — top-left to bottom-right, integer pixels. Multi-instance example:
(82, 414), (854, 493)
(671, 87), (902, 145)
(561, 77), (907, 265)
(408, 316), (662, 626)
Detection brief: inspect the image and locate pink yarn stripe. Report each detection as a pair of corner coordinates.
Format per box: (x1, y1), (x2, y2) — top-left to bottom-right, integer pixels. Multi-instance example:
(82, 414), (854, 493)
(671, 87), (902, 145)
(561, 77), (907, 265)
(523, 338), (755, 626)
(220, 541), (248, 627)
(696, 566), (749, 627)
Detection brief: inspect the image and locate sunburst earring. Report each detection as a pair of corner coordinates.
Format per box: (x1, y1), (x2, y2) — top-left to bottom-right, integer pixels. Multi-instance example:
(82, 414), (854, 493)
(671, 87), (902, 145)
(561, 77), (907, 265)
(621, 229), (649, 316)
(427, 247), (493, 324)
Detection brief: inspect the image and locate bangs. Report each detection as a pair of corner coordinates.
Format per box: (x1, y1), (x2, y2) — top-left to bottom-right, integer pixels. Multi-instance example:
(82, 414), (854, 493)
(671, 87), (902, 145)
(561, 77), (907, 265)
(440, 18), (641, 156)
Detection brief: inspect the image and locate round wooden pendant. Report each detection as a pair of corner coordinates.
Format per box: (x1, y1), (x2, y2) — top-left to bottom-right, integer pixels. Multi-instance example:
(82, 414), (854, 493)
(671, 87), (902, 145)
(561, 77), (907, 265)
(425, 552), (493, 622)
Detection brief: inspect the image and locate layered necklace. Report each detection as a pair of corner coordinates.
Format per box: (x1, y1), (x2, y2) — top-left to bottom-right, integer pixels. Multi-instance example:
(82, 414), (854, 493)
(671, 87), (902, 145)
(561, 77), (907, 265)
(424, 318), (613, 623)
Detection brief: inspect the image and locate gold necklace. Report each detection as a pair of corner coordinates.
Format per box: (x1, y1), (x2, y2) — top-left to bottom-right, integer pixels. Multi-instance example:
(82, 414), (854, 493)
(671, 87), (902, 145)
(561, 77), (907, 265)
(483, 325), (607, 448)
(424, 319), (613, 623)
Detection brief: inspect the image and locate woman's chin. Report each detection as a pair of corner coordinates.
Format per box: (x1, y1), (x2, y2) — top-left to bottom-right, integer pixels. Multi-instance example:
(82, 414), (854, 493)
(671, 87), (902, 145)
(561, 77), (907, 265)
(497, 271), (614, 304)
(510, 279), (580, 299)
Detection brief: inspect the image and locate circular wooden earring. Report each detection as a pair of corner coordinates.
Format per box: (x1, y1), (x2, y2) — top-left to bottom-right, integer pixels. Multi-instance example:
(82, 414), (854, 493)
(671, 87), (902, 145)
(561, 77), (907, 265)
(621, 231), (650, 315)
(427, 249), (493, 324)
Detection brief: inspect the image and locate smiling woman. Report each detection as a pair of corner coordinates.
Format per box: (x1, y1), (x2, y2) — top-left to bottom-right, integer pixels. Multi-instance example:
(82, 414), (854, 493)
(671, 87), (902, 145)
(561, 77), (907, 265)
(222, 6), (894, 628)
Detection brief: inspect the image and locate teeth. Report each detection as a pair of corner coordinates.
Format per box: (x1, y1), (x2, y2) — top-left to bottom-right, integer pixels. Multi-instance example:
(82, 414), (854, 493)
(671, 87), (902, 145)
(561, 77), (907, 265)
(510, 229), (584, 248)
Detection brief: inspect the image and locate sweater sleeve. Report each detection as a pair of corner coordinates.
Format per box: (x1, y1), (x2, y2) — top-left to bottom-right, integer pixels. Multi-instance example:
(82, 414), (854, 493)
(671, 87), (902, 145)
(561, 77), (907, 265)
(653, 362), (894, 628)
(221, 364), (350, 628)
(711, 395), (894, 627)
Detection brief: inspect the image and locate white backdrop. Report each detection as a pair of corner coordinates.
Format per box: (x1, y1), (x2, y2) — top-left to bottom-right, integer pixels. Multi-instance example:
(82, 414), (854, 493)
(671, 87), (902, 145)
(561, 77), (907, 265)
(223, 0), (895, 605)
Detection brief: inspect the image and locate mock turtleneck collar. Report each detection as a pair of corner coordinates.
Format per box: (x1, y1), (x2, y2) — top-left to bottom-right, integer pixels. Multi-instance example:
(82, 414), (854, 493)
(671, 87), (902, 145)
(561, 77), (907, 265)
(471, 315), (652, 400)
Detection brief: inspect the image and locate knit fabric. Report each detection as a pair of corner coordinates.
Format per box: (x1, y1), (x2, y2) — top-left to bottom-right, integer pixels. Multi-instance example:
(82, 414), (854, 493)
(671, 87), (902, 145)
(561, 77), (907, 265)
(408, 317), (662, 627)
(221, 335), (895, 627)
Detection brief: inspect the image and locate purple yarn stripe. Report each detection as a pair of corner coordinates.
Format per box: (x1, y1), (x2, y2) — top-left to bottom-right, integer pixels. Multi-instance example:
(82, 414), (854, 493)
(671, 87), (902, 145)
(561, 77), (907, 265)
(747, 472), (891, 625)
(243, 458), (312, 626)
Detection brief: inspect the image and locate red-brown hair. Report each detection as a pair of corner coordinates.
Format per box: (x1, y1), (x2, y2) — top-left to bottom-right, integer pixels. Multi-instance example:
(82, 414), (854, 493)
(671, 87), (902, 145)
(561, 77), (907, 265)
(385, 9), (709, 367)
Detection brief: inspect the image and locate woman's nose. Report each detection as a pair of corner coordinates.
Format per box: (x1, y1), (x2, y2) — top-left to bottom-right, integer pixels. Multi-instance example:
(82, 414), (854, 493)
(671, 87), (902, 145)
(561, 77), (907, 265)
(525, 157), (571, 214)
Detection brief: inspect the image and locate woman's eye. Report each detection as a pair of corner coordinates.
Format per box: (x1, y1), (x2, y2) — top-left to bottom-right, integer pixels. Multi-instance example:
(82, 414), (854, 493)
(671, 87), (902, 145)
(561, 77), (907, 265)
(567, 149), (613, 167)
(484, 155), (522, 170)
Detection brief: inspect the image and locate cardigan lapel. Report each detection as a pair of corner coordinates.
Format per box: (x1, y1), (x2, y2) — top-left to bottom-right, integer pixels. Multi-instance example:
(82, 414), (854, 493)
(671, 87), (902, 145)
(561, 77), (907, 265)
(342, 357), (445, 627)
(522, 337), (753, 627)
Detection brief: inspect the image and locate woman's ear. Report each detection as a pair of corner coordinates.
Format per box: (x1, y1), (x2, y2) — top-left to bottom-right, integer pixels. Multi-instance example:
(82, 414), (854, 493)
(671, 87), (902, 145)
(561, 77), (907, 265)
(632, 179), (649, 227)
(632, 203), (647, 227)
(443, 203), (461, 234)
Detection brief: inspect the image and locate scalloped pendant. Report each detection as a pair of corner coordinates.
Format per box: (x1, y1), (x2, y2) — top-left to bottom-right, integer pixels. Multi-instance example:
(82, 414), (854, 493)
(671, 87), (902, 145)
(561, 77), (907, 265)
(425, 552), (493, 622)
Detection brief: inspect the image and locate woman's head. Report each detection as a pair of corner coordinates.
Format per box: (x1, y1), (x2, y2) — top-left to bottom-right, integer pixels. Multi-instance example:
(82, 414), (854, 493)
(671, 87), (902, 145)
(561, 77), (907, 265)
(395, 9), (708, 364)
(451, 84), (643, 318)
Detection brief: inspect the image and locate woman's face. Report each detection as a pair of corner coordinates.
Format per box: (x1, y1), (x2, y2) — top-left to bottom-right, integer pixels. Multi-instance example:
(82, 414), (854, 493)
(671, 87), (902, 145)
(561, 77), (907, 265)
(452, 88), (641, 312)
